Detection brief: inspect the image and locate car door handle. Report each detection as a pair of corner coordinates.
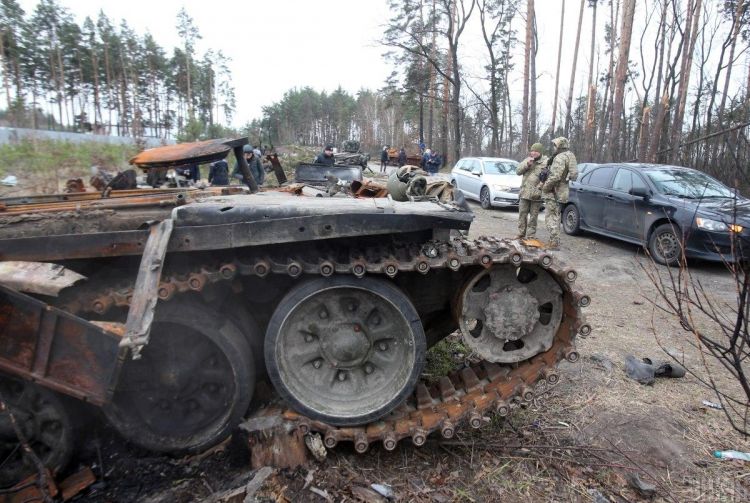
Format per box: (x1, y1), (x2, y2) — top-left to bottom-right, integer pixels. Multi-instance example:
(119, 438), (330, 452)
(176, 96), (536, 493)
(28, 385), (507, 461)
(604, 194), (614, 199)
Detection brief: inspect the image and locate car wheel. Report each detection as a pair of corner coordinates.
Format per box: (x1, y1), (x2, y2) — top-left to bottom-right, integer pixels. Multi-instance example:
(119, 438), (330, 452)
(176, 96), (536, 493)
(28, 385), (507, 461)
(451, 179), (457, 188)
(562, 204), (582, 235)
(648, 223), (683, 266)
(480, 187), (491, 209)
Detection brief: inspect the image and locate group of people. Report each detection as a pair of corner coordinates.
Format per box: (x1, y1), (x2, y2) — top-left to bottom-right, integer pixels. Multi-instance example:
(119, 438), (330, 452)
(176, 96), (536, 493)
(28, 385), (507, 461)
(515, 137), (578, 250)
(420, 149), (442, 174)
(206, 145), (265, 187)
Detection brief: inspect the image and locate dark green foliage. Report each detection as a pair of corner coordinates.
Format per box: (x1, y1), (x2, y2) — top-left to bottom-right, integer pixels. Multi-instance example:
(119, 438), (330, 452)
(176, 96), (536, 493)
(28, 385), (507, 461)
(0, 2), (234, 141)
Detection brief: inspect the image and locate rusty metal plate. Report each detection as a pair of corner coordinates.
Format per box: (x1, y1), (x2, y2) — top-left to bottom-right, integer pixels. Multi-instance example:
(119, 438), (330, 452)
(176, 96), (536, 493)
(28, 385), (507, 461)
(129, 138), (247, 168)
(0, 285), (124, 405)
(0, 261), (86, 297)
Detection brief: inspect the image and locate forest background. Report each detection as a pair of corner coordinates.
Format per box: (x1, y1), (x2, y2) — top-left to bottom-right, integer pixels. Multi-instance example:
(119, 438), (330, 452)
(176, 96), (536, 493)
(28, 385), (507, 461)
(1, 0), (749, 188)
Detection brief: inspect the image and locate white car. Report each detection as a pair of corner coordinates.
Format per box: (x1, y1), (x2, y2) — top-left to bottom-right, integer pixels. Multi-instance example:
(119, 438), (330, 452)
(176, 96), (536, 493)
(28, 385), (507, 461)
(450, 157), (521, 209)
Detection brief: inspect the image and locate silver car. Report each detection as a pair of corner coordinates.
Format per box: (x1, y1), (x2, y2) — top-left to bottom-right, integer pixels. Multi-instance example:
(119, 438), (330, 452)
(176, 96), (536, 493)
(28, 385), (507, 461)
(450, 157), (521, 209)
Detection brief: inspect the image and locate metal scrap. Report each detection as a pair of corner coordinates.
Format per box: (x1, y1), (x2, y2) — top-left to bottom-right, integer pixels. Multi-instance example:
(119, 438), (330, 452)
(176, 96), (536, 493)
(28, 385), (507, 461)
(0, 261), (86, 297)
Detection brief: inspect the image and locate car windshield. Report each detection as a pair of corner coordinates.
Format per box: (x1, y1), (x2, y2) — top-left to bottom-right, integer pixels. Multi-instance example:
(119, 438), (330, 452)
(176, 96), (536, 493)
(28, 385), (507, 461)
(645, 169), (734, 198)
(484, 161), (516, 175)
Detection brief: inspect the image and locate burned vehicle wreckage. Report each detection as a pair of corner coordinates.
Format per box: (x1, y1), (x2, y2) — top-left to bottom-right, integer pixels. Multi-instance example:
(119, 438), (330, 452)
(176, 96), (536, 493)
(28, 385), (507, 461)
(0, 138), (590, 485)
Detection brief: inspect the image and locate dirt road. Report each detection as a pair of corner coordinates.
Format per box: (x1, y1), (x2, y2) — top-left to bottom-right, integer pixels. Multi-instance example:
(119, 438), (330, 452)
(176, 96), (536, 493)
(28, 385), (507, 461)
(78, 198), (749, 502)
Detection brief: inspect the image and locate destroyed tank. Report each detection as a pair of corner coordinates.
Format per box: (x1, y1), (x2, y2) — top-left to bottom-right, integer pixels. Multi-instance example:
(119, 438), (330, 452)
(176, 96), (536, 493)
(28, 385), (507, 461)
(333, 139), (370, 168)
(0, 138), (590, 484)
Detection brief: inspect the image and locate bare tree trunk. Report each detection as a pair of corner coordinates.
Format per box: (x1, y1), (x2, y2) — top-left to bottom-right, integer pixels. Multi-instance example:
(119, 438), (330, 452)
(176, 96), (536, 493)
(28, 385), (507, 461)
(550, 0), (565, 136)
(565, 0), (585, 136)
(717, 0), (745, 127)
(521, 0), (534, 151)
(608, 0), (635, 161)
(597, 0), (619, 159)
(584, 0), (598, 160)
(0, 36), (12, 121)
(669, 0), (702, 162)
(638, 106), (651, 160)
(530, 16), (537, 141)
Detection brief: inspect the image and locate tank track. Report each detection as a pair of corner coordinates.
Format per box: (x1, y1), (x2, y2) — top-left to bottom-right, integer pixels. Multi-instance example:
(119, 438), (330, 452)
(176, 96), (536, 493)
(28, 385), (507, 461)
(60, 236), (591, 453)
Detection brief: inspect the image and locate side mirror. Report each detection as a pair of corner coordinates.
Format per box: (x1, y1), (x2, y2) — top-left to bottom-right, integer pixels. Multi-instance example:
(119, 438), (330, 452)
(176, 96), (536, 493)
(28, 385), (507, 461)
(630, 186), (649, 198)
(471, 168), (482, 176)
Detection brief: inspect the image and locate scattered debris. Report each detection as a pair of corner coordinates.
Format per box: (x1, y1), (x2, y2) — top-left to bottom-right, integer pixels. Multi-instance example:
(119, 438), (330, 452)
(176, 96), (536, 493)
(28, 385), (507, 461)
(304, 433), (327, 462)
(244, 466), (274, 502)
(590, 353), (613, 373)
(1, 175), (18, 186)
(624, 355), (655, 385)
(370, 483), (395, 500)
(702, 400), (723, 410)
(351, 485), (387, 503)
(587, 488), (609, 503)
(309, 486), (333, 502)
(713, 450), (750, 461)
(626, 472), (657, 498)
(642, 356), (686, 378)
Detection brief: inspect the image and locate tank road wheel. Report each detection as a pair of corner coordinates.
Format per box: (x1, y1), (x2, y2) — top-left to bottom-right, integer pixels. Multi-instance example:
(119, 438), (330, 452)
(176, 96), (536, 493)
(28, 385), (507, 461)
(104, 301), (254, 454)
(457, 266), (564, 363)
(265, 276), (426, 426)
(0, 375), (74, 486)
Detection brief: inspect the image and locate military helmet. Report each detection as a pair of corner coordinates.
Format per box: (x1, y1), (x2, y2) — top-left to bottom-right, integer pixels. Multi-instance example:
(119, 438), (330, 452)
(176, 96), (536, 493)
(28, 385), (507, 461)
(552, 137), (570, 149)
(243, 144), (253, 153)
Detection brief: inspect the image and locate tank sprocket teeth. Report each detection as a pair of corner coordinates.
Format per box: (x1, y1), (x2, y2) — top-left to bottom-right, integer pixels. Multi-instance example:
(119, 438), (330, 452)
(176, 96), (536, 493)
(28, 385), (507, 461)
(411, 428), (427, 446)
(563, 268), (578, 283)
(318, 260), (334, 276)
(542, 368), (560, 385)
(538, 253), (554, 268)
(565, 348), (580, 363)
(188, 272), (207, 291)
(496, 401), (511, 416)
(91, 295), (113, 314)
(354, 431), (369, 453)
(383, 432), (398, 450)
(440, 420), (455, 438)
(324, 430), (338, 449)
(351, 260), (366, 278)
(572, 291), (591, 307)
(298, 420), (311, 435)
(286, 260), (303, 278)
(157, 281), (177, 300)
(253, 259), (270, 277)
(574, 317), (592, 337)
(519, 386), (535, 402)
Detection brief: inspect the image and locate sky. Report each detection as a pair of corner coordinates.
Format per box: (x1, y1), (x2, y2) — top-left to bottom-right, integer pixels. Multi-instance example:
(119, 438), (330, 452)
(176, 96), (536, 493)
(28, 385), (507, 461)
(18, 0), (394, 126)
(15, 0), (746, 131)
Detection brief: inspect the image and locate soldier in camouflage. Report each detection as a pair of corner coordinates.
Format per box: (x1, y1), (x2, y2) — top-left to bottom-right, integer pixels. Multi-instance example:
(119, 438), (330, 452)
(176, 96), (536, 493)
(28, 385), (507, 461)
(541, 137), (578, 249)
(515, 142), (547, 239)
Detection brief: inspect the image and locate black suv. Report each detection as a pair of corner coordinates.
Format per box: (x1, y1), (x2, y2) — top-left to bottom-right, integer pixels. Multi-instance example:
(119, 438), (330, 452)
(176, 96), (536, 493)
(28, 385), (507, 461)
(563, 163), (750, 265)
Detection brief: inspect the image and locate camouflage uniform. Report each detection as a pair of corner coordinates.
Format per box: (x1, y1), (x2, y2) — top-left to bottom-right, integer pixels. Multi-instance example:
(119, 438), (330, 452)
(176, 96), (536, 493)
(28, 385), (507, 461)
(515, 154), (547, 238)
(541, 137), (578, 248)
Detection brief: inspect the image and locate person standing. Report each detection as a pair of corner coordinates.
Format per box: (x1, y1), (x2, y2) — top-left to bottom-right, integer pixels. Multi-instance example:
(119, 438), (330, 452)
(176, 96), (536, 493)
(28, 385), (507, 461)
(515, 143), (546, 239)
(233, 144), (265, 186)
(380, 146), (389, 173)
(397, 147), (407, 167)
(314, 145), (336, 166)
(541, 137), (578, 249)
(421, 148), (431, 170)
